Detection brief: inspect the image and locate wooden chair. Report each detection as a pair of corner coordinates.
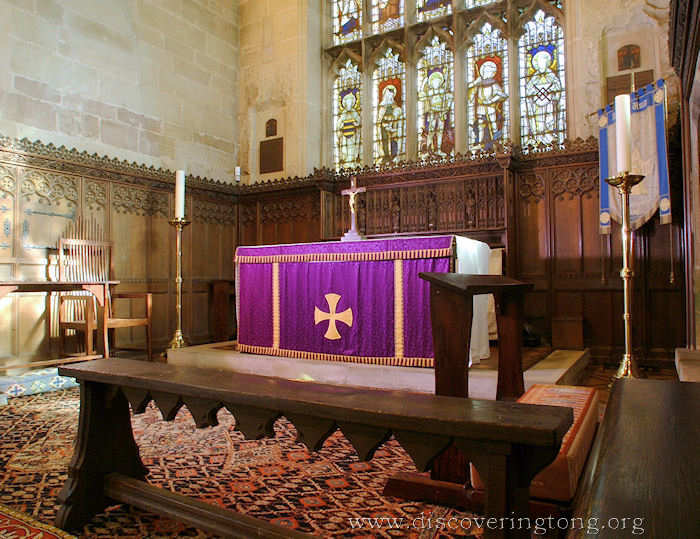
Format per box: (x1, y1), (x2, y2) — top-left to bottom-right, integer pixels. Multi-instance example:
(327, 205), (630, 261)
(58, 217), (153, 360)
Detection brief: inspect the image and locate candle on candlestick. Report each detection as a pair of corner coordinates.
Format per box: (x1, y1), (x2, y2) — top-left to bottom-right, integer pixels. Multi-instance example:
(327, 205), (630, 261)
(175, 170), (186, 218)
(615, 94), (631, 175)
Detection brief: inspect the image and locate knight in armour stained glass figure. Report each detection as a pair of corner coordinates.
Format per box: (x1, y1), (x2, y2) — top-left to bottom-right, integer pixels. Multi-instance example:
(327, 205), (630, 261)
(421, 69), (452, 156)
(417, 36), (454, 159)
(466, 22), (509, 150)
(468, 59), (507, 150)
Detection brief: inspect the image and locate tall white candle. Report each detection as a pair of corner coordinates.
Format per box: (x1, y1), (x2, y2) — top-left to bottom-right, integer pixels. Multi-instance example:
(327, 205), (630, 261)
(175, 170), (185, 218)
(615, 94), (631, 175)
(235, 166), (241, 182)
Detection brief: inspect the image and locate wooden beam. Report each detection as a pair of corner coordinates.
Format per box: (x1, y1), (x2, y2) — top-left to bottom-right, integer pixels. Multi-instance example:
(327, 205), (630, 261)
(105, 474), (308, 539)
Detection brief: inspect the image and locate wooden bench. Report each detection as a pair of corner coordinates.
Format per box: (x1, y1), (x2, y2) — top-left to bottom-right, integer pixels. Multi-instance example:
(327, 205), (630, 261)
(569, 379), (699, 538)
(56, 359), (572, 539)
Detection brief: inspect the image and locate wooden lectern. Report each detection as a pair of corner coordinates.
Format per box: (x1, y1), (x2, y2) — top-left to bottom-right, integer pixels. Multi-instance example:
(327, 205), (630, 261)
(384, 273), (534, 508)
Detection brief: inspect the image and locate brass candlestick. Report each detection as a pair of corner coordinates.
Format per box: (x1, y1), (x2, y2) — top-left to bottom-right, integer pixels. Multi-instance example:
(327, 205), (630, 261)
(167, 217), (191, 352)
(606, 172), (644, 380)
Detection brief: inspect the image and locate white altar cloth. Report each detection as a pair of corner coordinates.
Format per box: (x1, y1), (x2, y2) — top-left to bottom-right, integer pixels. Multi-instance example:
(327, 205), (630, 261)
(455, 236), (491, 364)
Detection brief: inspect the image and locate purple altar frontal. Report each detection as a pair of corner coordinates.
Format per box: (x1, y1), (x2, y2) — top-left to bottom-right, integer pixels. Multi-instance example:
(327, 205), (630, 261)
(235, 236), (456, 367)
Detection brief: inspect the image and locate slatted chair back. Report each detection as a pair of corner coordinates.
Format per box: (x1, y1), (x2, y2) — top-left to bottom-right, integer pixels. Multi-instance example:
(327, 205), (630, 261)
(58, 217), (114, 322)
(58, 217), (113, 282)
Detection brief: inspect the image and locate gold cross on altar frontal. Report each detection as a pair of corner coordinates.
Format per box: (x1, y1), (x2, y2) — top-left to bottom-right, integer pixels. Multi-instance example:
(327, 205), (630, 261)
(314, 293), (353, 340)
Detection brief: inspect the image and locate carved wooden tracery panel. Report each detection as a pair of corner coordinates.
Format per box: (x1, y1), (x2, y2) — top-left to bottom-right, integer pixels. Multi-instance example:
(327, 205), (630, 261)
(551, 167), (598, 200)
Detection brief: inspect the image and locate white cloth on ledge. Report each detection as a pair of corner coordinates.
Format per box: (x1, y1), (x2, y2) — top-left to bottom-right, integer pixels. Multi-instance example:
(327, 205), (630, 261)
(454, 236), (491, 365)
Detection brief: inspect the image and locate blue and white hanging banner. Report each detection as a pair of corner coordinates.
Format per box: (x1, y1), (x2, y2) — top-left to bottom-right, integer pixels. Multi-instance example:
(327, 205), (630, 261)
(598, 79), (671, 234)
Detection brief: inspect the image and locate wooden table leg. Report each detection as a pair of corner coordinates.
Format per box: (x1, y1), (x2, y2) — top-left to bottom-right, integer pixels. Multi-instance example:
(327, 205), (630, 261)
(471, 453), (531, 539)
(384, 284), (473, 504)
(84, 284), (110, 359)
(429, 286), (472, 484)
(56, 382), (147, 530)
(495, 291), (525, 401)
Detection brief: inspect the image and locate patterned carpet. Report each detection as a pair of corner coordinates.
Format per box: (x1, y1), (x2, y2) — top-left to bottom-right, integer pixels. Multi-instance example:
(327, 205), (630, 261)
(0, 362), (677, 538)
(0, 388), (484, 538)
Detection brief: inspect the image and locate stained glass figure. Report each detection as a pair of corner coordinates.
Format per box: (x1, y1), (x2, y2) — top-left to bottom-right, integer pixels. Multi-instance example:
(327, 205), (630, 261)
(417, 36), (454, 159)
(519, 10), (566, 147)
(466, 0), (498, 8)
(416, 0), (452, 23)
(332, 0), (362, 45)
(466, 23), (509, 151)
(371, 0), (403, 34)
(334, 59), (363, 169)
(373, 48), (406, 165)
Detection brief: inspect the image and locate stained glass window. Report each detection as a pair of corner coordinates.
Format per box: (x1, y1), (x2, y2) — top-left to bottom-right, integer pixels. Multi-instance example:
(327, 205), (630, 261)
(466, 23), (509, 151)
(334, 59), (363, 170)
(519, 9), (566, 147)
(373, 48), (406, 165)
(332, 0), (362, 45)
(466, 0), (498, 8)
(371, 0), (403, 34)
(417, 36), (454, 159)
(416, 0), (452, 23)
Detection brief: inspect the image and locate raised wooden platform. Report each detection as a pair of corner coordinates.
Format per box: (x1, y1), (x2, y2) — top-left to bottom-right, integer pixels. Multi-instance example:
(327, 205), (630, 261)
(168, 343), (589, 399)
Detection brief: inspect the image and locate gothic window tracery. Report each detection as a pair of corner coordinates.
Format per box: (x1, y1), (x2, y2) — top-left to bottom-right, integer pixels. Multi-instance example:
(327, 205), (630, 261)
(326, 1), (567, 169)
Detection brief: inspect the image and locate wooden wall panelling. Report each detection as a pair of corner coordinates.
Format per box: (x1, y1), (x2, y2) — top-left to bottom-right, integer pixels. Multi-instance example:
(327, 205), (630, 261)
(639, 217), (685, 357)
(19, 168), (80, 357)
(0, 164), (17, 359)
(191, 197), (237, 343)
(516, 171), (550, 336)
(147, 209), (171, 350)
(111, 183), (167, 348)
(0, 136), (238, 367)
(240, 188), (322, 247)
(0, 164), (16, 260)
(0, 135), (686, 365)
(238, 201), (258, 246)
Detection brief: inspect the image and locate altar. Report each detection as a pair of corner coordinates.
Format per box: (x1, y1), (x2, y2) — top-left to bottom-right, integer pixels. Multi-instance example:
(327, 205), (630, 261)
(235, 235), (490, 368)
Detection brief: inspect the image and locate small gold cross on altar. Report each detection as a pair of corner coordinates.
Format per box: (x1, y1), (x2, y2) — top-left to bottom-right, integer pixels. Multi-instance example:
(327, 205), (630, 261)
(341, 176), (366, 241)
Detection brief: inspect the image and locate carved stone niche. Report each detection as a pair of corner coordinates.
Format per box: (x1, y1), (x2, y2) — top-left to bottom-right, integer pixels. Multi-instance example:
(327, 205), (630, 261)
(266, 119), (277, 138)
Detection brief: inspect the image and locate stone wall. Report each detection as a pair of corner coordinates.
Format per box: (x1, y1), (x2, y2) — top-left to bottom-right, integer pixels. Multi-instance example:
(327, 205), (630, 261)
(0, 0), (240, 182)
(238, 0), (321, 184)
